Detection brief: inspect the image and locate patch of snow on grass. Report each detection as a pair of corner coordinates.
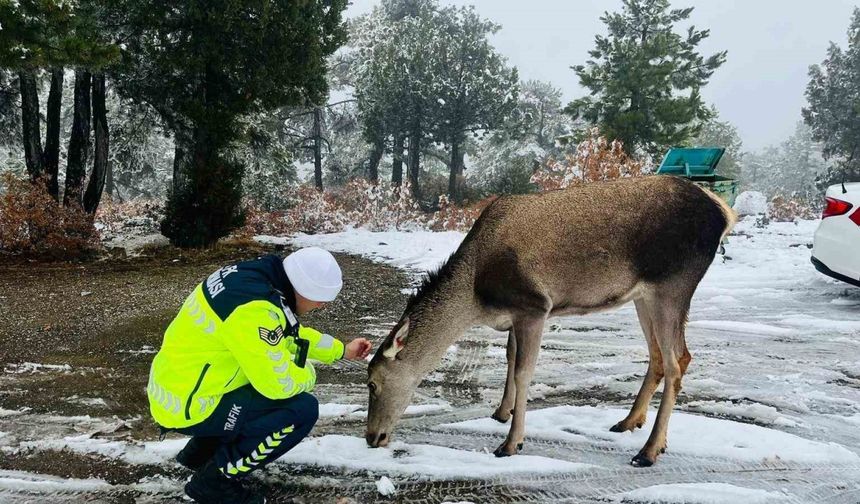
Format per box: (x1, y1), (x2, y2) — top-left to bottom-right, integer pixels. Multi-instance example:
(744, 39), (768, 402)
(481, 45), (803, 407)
(348, 403), (451, 419)
(319, 403), (364, 418)
(20, 436), (185, 466)
(4, 362), (72, 374)
(611, 482), (789, 503)
(277, 434), (594, 479)
(259, 228), (466, 274)
(0, 408), (30, 417)
(684, 400), (800, 427)
(64, 396), (108, 408)
(686, 320), (793, 336)
(0, 470), (110, 493)
(376, 475), (396, 496)
(439, 406), (858, 464)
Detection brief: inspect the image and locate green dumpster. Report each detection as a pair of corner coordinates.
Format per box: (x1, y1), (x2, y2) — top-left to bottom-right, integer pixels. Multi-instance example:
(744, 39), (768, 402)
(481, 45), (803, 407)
(655, 147), (739, 207)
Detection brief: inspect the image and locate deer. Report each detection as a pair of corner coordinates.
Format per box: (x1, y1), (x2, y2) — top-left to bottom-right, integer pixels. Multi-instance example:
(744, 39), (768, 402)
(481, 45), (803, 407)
(365, 175), (736, 467)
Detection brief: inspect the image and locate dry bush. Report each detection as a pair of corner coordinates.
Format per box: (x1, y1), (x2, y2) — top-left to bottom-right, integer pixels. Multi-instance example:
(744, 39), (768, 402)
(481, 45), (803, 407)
(531, 127), (644, 191)
(237, 174), (500, 237)
(283, 185), (345, 235)
(239, 186), (345, 236)
(426, 194), (497, 232)
(94, 197), (165, 242)
(0, 174), (98, 259)
(331, 178), (423, 231)
(767, 195), (817, 222)
(238, 203), (293, 237)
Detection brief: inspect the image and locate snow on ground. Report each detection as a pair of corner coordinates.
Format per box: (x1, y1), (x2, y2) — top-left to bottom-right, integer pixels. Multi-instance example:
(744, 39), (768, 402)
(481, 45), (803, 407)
(20, 432), (591, 481)
(20, 436), (188, 467)
(320, 402), (451, 419)
(276, 434), (593, 479)
(257, 228), (466, 273)
(732, 191), (767, 216)
(319, 403), (364, 417)
(437, 405), (858, 464)
(0, 471), (111, 494)
(610, 482), (789, 504)
(683, 400), (801, 428)
(376, 475), (396, 496)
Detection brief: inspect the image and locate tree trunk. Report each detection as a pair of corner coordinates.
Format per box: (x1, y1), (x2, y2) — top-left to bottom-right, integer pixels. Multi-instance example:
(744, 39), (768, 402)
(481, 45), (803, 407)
(391, 133), (404, 185)
(447, 138), (466, 204)
(64, 70), (92, 207)
(172, 128), (193, 193)
(43, 68), (63, 200)
(313, 107), (323, 191)
(105, 157), (115, 199)
(408, 129), (421, 200)
(367, 141), (383, 183)
(83, 74), (109, 214)
(18, 71), (43, 181)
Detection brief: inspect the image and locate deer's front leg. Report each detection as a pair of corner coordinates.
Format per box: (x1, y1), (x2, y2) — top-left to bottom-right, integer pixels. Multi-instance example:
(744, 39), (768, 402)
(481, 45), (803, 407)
(492, 328), (516, 423)
(494, 316), (545, 457)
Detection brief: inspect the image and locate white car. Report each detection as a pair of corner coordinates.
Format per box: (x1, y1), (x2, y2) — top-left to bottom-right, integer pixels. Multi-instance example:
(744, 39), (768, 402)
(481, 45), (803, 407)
(812, 182), (860, 287)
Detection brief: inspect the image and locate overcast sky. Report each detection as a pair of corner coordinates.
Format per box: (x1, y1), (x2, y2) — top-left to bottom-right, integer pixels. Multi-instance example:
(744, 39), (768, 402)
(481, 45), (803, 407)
(346, 0), (857, 152)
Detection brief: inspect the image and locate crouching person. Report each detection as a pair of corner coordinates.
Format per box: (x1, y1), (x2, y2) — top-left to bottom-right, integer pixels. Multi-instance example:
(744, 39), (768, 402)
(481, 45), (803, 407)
(147, 247), (373, 504)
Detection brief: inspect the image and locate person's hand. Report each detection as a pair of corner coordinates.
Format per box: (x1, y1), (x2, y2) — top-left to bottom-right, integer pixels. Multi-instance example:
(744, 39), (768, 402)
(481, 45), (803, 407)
(344, 338), (373, 360)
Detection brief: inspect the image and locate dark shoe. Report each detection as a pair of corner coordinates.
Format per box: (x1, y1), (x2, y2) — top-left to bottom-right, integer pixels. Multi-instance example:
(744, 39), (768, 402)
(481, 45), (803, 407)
(184, 460), (265, 504)
(177, 437), (221, 470)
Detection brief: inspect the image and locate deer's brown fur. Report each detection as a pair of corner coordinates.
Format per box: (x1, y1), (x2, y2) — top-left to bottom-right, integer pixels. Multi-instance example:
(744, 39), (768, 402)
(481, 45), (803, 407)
(366, 175), (736, 466)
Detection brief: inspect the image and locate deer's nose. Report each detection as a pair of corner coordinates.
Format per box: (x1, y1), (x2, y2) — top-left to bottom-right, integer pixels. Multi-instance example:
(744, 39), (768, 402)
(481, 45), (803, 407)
(366, 432), (388, 447)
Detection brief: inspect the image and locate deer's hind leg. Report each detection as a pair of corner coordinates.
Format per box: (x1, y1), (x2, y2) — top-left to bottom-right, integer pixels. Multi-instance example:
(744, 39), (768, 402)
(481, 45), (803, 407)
(494, 315), (546, 457)
(610, 298), (664, 433)
(631, 288), (693, 467)
(492, 328), (517, 423)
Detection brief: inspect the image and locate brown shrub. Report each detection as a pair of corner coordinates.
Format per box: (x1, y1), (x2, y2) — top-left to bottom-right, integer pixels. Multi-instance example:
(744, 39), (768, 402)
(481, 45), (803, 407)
(284, 185), (346, 234)
(767, 195), (817, 222)
(94, 197), (165, 242)
(0, 174), (98, 259)
(426, 194), (498, 232)
(531, 127), (644, 191)
(331, 179), (422, 231)
(236, 178), (499, 238)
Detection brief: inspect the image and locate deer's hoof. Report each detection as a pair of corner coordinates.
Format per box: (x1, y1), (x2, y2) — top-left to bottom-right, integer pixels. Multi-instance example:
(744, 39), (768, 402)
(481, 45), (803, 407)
(630, 452), (655, 468)
(609, 421), (626, 433)
(609, 418), (644, 433)
(491, 408), (512, 424)
(493, 441), (522, 457)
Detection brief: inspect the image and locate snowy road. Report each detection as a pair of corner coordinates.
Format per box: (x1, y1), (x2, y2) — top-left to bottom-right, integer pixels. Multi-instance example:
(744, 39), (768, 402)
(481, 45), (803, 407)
(1, 218), (859, 503)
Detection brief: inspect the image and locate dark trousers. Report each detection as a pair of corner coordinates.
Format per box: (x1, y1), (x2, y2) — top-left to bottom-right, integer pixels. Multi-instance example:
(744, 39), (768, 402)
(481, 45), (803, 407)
(176, 385), (319, 478)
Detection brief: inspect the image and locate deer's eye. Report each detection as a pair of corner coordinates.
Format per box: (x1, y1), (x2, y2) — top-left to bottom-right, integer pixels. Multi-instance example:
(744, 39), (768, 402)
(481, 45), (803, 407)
(368, 382), (377, 393)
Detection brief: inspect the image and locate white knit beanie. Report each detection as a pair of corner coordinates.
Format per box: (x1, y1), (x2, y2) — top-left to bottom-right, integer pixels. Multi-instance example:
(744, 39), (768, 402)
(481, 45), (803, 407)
(283, 247), (343, 302)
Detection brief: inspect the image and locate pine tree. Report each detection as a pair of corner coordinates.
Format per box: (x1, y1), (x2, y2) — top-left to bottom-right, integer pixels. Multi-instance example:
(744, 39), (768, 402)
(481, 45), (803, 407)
(109, 0), (347, 247)
(430, 5), (518, 203)
(0, 70), (19, 146)
(351, 0), (438, 198)
(743, 122), (829, 203)
(0, 0), (117, 204)
(351, 0), (518, 203)
(803, 8), (860, 187)
(567, 0), (725, 158)
(474, 80), (570, 196)
(690, 106), (743, 179)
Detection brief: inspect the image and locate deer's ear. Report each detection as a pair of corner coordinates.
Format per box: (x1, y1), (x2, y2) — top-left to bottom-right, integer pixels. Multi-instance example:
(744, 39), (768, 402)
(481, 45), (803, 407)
(382, 319), (410, 360)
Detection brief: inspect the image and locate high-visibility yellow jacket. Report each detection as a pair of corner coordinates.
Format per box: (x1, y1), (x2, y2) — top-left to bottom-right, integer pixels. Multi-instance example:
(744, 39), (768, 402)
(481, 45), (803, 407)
(147, 255), (345, 429)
